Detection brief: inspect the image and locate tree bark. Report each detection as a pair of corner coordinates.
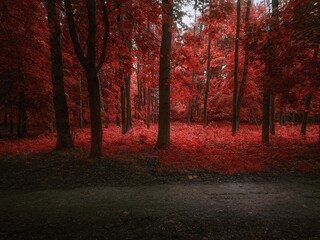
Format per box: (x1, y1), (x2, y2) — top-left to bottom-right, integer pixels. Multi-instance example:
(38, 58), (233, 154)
(4, 113), (8, 129)
(156, 0), (173, 149)
(232, 0), (241, 135)
(120, 86), (126, 134)
(203, 33), (211, 128)
(65, 0), (109, 157)
(301, 93), (312, 135)
(236, 0), (251, 130)
(147, 87), (151, 129)
(45, 0), (73, 150)
(125, 75), (132, 131)
(270, 95), (275, 135)
(262, 87), (270, 144)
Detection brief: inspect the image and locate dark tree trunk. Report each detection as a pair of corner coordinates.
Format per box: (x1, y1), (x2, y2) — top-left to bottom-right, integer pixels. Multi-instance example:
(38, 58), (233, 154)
(301, 93), (312, 135)
(17, 91), (27, 138)
(125, 75), (132, 131)
(147, 87), (151, 129)
(156, 0), (173, 149)
(45, 0), (73, 150)
(262, 89), (270, 144)
(120, 86), (126, 134)
(4, 113), (8, 129)
(232, 0), (241, 135)
(79, 76), (83, 129)
(137, 64), (142, 119)
(86, 72), (102, 157)
(236, 0), (251, 130)
(65, 0), (109, 157)
(9, 113), (13, 136)
(270, 95), (275, 135)
(203, 33), (211, 128)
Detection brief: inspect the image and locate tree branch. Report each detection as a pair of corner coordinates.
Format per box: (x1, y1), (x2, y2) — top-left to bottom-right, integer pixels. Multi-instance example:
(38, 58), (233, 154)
(64, 0), (86, 67)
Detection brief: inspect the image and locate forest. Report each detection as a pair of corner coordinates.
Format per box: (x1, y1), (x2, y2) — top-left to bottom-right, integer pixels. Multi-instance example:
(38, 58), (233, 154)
(0, 0), (319, 172)
(0, 0), (319, 238)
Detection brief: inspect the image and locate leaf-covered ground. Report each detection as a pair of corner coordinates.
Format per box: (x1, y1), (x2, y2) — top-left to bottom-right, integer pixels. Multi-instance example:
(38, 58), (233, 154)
(1, 122), (319, 174)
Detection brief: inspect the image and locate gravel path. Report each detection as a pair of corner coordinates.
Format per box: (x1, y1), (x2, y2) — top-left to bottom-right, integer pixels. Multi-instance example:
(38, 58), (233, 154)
(1, 179), (320, 239)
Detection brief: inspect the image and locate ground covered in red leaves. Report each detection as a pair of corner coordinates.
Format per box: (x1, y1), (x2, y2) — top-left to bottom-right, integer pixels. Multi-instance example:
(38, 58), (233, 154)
(1, 122), (319, 174)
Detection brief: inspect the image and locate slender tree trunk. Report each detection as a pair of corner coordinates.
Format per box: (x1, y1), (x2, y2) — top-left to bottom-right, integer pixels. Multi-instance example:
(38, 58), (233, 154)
(17, 91), (27, 138)
(120, 86), (126, 134)
(232, 0), (241, 135)
(301, 93), (312, 135)
(262, 87), (270, 144)
(203, 33), (211, 128)
(45, 0), (73, 150)
(270, 95), (275, 135)
(125, 75), (132, 131)
(236, 0), (251, 130)
(79, 76), (83, 129)
(156, 0), (173, 149)
(236, 54), (249, 130)
(4, 113), (8, 129)
(147, 87), (151, 129)
(137, 63), (142, 119)
(9, 113), (13, 136)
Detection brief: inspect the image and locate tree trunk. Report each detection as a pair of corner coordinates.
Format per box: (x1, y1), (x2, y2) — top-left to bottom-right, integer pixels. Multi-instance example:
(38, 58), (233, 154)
(232, 0), (241, 135)
(9, 113), (13, 136)
(203, 33), (211, 128)
(120, 86), (126, 134)
(79, 76), (83, 129)
(147, 87), (151, 129)
(262, 88), (270, 144)
(17, 91), (27, 138)
(137, 63), (142, 119)
(156, 0), (173, 149)
(301, 93), (312, 135)
(86, 72), (102, 157)
(125, 75), (132, 131)
(65, 0), (109, 157)
(270, 95), (275, 135)
(45, 0), (73, 150)
(236, 0), (251, 130)
(4, 113), (8, 129)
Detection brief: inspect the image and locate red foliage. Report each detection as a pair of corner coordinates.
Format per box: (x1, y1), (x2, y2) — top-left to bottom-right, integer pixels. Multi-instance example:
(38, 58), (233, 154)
(1, 123), (319, 174)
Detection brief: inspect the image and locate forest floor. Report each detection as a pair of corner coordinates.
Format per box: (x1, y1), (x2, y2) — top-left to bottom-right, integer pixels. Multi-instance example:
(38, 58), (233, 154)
(0, 123), (320, 239)
(0, 151), (320, 239)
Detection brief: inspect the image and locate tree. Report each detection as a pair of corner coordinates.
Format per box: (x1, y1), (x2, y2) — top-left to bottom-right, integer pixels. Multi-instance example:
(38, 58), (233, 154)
(232, 0), (241, 136)
(156, 0), (173, 149)
(236, 0), (251, 130)
(64, 0), (110, 157)
(203, 32), (211, 127)
(44, 0), (73, 150)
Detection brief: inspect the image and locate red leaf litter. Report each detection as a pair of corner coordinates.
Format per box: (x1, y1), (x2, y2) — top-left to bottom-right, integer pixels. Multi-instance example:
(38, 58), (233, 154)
(1, 122), (319, 174)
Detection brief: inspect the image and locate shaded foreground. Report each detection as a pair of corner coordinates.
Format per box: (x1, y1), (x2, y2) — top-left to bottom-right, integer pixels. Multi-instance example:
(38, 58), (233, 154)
(0, 153), (319, 239)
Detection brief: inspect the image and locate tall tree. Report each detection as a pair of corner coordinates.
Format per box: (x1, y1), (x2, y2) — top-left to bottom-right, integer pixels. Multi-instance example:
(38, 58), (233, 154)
(156, 0), (173, 149)
(236, 0), (251, 130)
(232, 0), (241, 136)
(203, 33), (211, 127)
(64, 0), (109, 157)
(45, 0), (73, 150)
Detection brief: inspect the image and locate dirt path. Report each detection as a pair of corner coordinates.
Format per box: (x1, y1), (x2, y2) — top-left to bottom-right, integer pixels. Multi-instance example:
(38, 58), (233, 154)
(1, 179), (320, 239)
